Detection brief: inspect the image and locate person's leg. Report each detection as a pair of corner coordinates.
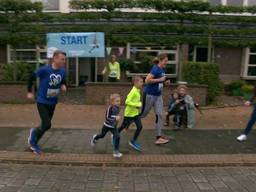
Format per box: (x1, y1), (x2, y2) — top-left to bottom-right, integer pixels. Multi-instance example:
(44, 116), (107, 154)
(36, 104), (56, 142)
(181, 109), (188, 128)
(94, 125), (110, 140)
(140, 94), (155, 119)
(244, 105), (256, 136)
(34, 103), (55, 144)
(118, 117), (133, 133)
(132, 116), (143, 141)
(110, 128), (120, 151)
(154, 96), (164, 137)
(165, 112), (171, 126)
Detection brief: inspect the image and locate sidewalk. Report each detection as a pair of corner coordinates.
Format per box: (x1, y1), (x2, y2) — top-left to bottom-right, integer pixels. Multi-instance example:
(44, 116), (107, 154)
(0, 104), (251, 129)
(0, 104), (255, 167)
(0, 127), (256, 166)
(1, 127), (255, 155)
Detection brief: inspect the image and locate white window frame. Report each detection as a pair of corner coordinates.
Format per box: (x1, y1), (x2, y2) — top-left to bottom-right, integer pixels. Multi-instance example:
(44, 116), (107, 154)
(243, 48), (256, 79)
(7, 44), (48, 64)
(33, 0), (60, 13)
(128, 47), (178, 78)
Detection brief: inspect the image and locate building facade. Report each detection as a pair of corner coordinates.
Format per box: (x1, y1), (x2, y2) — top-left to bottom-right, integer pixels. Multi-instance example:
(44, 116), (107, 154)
(0, 0), (256, 85)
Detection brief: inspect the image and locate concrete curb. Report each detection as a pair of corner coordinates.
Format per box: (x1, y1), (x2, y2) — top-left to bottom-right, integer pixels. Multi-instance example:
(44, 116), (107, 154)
(1, 151), (256, 167)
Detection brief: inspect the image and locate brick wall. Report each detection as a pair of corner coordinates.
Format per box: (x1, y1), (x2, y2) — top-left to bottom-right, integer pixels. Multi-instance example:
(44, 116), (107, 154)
(84, 83), (208, 106)
(0, 83), (208, 105)
(214, 48), (242, 83)
(0, 83), (29, 104)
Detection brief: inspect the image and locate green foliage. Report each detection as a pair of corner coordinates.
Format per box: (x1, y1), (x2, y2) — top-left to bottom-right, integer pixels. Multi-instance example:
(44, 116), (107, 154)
(118, 58), (137, 72)
(0, 0), (42, 13)
(0, 62), (35, 81)
(119, 56), (154, 73)
(241, 84), (254, 100)
(241, 84), (254, 93)
(1, 0), (256, 47)
(139, 55), (155, 73)
(229, 80), (246, 91)
(70, 0), (256, 13)
(183, 62), (223, 102)
(228, 80), (254, 98)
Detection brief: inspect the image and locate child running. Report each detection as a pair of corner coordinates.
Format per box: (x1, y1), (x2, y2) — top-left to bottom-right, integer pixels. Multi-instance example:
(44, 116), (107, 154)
(118, 76), (144, 151)
(27, 50), (67, 155)
(91, 93), (122, 158)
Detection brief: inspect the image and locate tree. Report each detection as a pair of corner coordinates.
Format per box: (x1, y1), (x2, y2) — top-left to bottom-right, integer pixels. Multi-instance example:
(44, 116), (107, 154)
(0, 0), (42, 81)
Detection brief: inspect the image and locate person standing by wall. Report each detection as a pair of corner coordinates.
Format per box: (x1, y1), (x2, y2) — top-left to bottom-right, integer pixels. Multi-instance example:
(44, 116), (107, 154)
(102, 55), (121, 82)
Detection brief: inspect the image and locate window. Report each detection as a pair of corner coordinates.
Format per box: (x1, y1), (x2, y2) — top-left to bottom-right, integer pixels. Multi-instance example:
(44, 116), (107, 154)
(8, 45), (48, 65)
(227, 0), (243, 6)
(195, 47), (208, 62)
(130, 46), (178, 76)
(42, 0), (59, 11)
(246, 48), (256, 77)
(210, 0), (222, 5)
(248, 0), (256, 6)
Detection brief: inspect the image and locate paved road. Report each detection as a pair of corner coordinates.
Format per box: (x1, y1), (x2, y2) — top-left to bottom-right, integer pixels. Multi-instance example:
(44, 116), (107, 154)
(1, 127), (256, 155)
(1, 164), (256, 192)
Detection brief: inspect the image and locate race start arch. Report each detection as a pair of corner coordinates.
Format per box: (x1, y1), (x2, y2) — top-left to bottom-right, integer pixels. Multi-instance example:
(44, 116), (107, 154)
(46, 32), (105, 86)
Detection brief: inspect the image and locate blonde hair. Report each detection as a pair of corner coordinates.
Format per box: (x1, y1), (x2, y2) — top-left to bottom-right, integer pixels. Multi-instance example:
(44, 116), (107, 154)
(109, 93), (121, 104)
(153, 53), (168, 65)
(177, 85), (188, 92)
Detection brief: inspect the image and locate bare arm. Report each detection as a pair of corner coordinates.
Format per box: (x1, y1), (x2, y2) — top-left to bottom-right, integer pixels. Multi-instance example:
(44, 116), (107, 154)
(145, 73), (166, 84)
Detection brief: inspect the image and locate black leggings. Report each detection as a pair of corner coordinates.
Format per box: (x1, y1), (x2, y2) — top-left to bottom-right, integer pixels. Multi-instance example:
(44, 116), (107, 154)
(34, 103), (56, 144)
(118, 116), (143, 141)
(95, 125), (120, 151)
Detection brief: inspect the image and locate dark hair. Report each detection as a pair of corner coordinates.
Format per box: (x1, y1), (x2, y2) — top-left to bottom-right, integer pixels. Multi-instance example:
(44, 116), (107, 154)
(153, 53), (168, 65)
(53, 50), (66, 58)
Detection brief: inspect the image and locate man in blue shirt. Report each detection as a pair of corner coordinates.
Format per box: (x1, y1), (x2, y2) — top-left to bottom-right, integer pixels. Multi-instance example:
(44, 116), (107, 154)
(27, 50), (67, 154)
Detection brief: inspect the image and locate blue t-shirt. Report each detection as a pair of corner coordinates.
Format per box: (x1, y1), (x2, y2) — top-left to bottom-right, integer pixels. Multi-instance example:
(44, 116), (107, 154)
(144, 65), (166, 96)
(35, 64), (66, 105)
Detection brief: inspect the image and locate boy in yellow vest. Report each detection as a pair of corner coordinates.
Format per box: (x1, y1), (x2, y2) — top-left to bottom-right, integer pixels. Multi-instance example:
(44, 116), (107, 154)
(118, 76), (144, 151)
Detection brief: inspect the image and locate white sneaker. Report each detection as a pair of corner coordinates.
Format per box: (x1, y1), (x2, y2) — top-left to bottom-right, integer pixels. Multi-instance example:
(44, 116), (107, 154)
(91, 134), (97, 147)
(237, 134), (247, 142)
(113, 151), (123, 158)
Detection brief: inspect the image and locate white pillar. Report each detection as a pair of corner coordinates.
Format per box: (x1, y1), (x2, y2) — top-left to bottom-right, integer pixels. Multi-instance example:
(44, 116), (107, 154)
(6, 44), (11, 63)
(244, 0), (248, 6)
(76, 57), (79, 86)
(126, 43), (131, 59)
(59, 0), (70, 13)
(222, 0), (227, 5)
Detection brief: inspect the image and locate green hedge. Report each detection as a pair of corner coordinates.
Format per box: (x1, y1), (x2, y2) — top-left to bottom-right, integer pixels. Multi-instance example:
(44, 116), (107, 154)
(70, 0), (256, 13)
(0, 62), (35, 81)
(1, 0), (256, 47)
(183, 62), (223, 102)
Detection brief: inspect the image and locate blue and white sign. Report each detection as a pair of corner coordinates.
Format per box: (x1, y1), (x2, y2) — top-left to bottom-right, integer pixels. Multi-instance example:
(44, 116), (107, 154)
(47, 32), (105, 58)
